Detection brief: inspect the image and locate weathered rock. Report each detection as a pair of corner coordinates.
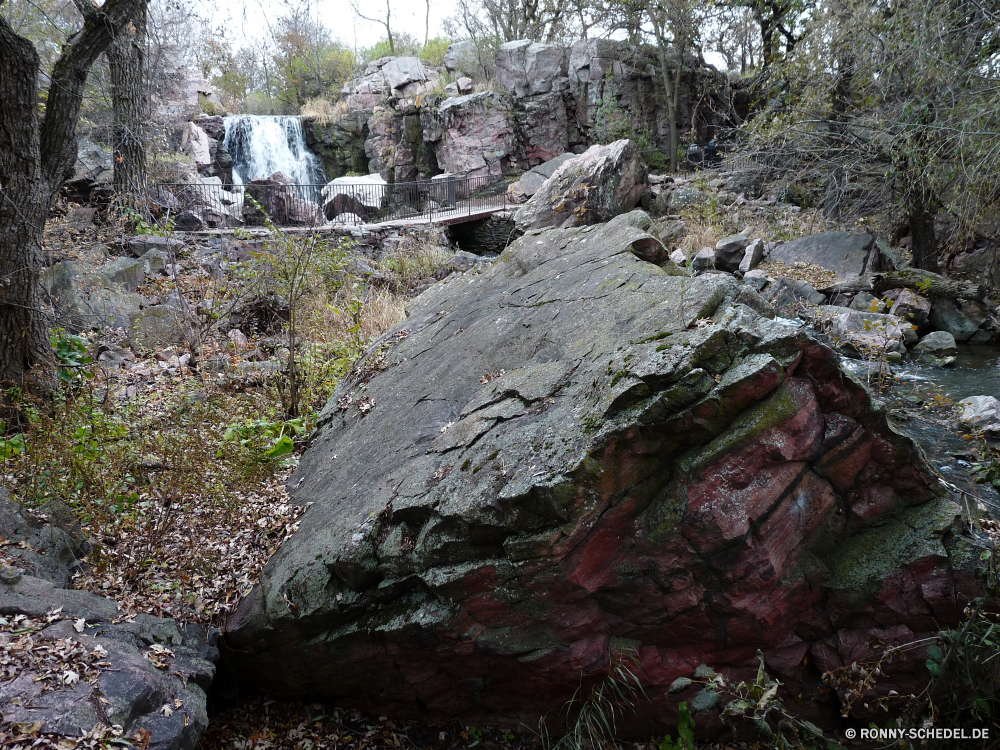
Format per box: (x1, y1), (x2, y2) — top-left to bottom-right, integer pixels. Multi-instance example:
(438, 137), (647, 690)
(958, 396), (1000, 431)
(668, 187), (704, 210)
(225, 211), (977, 733)
(444, 41), (477, 76)
(382, 57), (432, 97)
(496, 41), (568, 97)
(929, 299), (980, 342)
(742, 269), (769, 291)
(513, 140), (646, 232)
(435, 93), (515, 178)
(651, 219), (686, 247)
(97, 257), (145, 293)
(691, 247), (716, 273)
(766, 232), (876, 286)
(41, 262), (146, 332)
(888, 290), (930, 328)
(180, 121), (212, 167)
(814, 307), (907, 354)
(768, 278), (825, 308)
(0, 495), (87, 587)
(127, 235), (186, 258)
(714, 235), (749, 273)
(669, 248), (688, 267)
(738, 239), (764, 274)
(128, 307), (194, 354)
(509, 154), (576, 203)
(0, 500), (215, 750)
(849, 292), (883, 313)
(913, 330), (958, 355)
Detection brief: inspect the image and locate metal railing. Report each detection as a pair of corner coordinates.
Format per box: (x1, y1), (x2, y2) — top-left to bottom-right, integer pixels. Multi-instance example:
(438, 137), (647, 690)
(153, 173), (508, 230)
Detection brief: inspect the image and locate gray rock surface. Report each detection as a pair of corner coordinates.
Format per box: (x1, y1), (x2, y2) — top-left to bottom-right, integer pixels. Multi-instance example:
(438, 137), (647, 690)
(888, 290), (930, 328)
(914, 330), (958, 355)
(0, 501), (215, 750)
(714, 235), (749, 273)
(41, 261), (146, 332)
(513, 140), (647, 232)
(127, 236), (186, 258)
(224, 210), (974, 731)
(98, 257), (145, 293)
(508, 153), (576, 203)
(691, 247), (716, 273)
(128, 307), (194, 353)
(959, 396), (1000, 430)
(929, 299), (980, 342)
(738, 239), (764, 274)
(766, 232), (876, 286)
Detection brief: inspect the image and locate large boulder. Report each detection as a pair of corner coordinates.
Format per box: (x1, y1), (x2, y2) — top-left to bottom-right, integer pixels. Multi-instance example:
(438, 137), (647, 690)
(513, 140), (647, 232)
(766, 232), (876, 286)
(41, 262), (146, 332)
(225, 211), (978, 733)
(508, 153), (576, 203)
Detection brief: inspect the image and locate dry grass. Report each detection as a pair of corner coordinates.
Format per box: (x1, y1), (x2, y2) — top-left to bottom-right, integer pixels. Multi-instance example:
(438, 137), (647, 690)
(300, 98), (349, 125)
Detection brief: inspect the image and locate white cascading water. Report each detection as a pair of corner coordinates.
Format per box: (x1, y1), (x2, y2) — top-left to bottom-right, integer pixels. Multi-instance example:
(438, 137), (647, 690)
(223, 115), (326, 186)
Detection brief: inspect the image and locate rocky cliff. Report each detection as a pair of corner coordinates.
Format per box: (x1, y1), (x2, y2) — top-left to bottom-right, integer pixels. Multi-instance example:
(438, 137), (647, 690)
(302, 40), (738, 183)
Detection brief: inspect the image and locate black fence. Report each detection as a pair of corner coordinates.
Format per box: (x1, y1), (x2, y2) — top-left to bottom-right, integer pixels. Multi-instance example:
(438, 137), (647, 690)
(153, 173), (508, 230)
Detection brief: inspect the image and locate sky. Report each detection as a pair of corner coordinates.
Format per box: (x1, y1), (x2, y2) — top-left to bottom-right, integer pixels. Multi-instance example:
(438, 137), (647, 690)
(212, 0), (457, 53)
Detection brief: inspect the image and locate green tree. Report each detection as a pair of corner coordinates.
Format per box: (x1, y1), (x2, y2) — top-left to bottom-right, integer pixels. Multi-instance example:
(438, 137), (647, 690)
(746, 0), (1000, 271)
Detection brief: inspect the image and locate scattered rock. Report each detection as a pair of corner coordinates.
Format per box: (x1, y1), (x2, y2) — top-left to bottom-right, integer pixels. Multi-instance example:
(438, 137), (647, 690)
(738, 239), (764, 274)
(958, 396), (1000, 430)
(714, 235), (749, 273)
(128, 307), (194, 354)
(97, 257), (145, 293)
(0, 500), (215, 750)
(913, 330), (958, 356)
(127, 235), (186, 258)
(849, 292), (883, 313)
(888, 290), (930, 328)
(929, 299), (980, 342)
(691, 247), (715, 273)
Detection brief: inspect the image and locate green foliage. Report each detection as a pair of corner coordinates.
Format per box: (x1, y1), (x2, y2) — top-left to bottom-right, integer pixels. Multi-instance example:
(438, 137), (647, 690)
(51, 329), (94, 386)
(222, 417), (307, 461)
(658, 702), (695, 750)
(421, 36), (451, 67)
(360, 33), (422, 64)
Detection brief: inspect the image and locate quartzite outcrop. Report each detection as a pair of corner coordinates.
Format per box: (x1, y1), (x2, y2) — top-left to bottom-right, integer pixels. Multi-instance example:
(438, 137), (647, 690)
(226, 212), (980, 732)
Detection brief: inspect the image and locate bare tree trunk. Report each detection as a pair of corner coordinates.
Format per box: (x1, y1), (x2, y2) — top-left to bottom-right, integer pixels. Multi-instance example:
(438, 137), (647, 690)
(108, 3), (148, 199)
(0, 0), (147, 390)
(0, 29), (52, 389)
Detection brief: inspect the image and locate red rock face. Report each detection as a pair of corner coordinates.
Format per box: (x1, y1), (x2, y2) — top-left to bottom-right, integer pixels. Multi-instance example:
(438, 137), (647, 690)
(224, 219), (980, 736)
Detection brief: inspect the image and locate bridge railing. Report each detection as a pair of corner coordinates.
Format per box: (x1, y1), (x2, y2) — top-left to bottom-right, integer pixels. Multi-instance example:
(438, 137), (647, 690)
(151, 173), (508, 230)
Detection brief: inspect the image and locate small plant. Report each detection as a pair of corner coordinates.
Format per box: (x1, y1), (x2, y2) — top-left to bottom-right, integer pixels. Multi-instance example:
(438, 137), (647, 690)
(657, 702), (695, 750)
(50, 329), (94, 387)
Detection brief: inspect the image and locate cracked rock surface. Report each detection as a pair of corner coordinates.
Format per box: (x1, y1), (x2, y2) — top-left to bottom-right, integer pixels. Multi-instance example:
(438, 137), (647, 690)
(225, 211), (981, 733)
(1, 497), (216, 750)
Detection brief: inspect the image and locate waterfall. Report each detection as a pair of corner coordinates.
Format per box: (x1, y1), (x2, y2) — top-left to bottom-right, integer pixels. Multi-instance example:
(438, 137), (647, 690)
(223, 115), (326, 186)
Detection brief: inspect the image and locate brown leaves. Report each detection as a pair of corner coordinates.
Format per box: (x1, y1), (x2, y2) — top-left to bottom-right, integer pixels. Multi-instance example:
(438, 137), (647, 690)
(0, 611), (109, 699)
